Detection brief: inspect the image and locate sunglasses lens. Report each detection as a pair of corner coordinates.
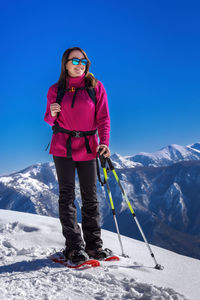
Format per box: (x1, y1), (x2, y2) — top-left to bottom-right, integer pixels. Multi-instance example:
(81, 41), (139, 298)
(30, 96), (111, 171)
(72, 59), (79, 65)
(70, 58), (88, 66)
(81, 59), (88, 66)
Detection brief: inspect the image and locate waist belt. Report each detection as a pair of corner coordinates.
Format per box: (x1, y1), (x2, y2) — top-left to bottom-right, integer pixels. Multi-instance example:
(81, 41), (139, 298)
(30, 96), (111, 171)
(52, 121), (97, 158)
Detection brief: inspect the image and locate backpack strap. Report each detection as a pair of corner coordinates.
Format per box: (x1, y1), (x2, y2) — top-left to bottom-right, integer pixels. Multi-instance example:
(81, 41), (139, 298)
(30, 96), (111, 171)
(86, 87), (96, 106)
(65, 87), (86, 108)
(56, 83), (66, 105)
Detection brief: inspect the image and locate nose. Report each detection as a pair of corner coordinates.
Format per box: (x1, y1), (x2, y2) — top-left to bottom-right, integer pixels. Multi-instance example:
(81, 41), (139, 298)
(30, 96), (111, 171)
(78, 59), (86, 66)
(77, 62), (83, 68)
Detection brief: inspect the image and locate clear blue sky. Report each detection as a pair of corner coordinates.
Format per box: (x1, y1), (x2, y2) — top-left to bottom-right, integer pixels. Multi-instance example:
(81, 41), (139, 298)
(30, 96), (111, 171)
(1, 0), (200, 174)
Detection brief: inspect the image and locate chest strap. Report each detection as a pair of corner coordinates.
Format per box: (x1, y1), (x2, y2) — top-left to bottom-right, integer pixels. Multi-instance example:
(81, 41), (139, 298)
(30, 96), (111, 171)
(52, 121), (97, 158)
(65, 87), (86, 108)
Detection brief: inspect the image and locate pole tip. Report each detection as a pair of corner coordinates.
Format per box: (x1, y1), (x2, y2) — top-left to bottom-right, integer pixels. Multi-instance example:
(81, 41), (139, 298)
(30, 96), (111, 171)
(155, 264), (164, 270)
(122, 253), (129, 258)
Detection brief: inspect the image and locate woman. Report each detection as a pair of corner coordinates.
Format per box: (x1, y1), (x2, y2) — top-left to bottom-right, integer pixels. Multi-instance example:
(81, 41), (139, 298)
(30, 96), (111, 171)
(44, 47), (111, 264)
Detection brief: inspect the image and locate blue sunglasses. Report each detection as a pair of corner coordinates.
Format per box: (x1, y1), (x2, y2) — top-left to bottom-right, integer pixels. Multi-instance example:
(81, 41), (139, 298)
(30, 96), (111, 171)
(67, 58), (88, 66)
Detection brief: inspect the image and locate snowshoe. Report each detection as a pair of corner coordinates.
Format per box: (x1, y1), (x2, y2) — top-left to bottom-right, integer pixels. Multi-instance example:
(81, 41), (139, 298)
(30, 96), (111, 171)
(49, 251), (100, 269)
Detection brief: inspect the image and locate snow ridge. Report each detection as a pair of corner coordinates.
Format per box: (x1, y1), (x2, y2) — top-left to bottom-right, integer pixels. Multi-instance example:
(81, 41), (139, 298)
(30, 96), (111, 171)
(112, 142), (200, 168)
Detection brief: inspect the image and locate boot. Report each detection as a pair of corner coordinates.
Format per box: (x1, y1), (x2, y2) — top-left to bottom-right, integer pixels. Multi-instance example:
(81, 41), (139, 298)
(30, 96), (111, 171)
(86, 248), (113, 260)
(63, 248), (89, 264)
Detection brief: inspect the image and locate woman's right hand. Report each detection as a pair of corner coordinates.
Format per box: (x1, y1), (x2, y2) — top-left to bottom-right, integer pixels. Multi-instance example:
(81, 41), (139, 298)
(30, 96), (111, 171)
(50, 103), (61, 117)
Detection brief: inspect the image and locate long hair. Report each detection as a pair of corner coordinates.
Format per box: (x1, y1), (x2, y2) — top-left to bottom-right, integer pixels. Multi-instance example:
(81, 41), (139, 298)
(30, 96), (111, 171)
(57, 47), (98, 89)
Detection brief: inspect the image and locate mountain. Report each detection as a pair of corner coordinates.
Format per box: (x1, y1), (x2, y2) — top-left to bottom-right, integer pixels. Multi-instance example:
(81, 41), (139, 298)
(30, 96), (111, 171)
(1, 142), (200, 260)
(0, 209), (199, 300)
(0, 162), (58, 216)
(109, 153), (142, 168)
(111, 143), (200, 167)
(189, 142), (200, 152)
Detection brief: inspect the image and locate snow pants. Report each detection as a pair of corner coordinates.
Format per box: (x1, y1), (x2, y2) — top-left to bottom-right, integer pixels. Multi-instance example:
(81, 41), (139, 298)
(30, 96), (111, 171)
(53, 156), (103, 252)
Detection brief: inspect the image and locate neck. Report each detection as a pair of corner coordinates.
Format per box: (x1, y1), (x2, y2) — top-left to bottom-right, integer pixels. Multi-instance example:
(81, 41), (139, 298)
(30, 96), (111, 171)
(67, 73), (85, 88)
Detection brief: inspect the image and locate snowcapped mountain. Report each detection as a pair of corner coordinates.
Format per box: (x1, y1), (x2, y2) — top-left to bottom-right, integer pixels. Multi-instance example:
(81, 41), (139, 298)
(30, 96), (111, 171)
(109, 153), (142, 168)
(1, 142), (200, 261)
(0, 162), (58, 216)
(188, 141), (200, 152)
(1, 209), (199, 300)
(112, 143), (200, 167)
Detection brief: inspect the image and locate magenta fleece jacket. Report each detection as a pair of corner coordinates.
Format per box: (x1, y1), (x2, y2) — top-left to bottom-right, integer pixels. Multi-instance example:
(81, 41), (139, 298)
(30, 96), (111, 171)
(44, 73), (110, 161)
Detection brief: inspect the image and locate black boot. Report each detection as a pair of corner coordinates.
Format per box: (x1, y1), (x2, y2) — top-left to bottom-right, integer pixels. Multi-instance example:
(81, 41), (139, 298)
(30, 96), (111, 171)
(63, 248), (89, 264)
(86, 248), (113, 260)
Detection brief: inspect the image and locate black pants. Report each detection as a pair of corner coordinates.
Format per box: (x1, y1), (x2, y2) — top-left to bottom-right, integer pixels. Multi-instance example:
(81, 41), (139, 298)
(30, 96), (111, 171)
(53, 156), (103, 252)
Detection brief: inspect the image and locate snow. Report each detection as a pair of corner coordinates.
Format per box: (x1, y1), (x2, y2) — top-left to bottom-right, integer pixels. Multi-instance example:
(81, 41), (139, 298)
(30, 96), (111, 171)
(110, 153), (141, 169)
(0, 210), (199, 299)
(0, 174), (47, 195)
(187, 142), (200, 153)
(138, 144), (189, 163)
(125, 143), (200, 167)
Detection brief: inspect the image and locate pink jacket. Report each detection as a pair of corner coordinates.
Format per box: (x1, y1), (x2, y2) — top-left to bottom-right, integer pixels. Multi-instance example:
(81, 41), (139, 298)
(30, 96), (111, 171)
(44, 73), (110, 161)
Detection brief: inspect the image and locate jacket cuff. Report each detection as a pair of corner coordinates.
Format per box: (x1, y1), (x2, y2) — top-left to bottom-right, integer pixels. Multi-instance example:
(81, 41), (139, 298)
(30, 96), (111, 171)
(99, 138), (109, 147)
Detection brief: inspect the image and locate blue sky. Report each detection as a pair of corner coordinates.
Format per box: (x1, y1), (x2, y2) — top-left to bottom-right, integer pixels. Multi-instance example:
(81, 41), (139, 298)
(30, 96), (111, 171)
(1, 0), (200, 174)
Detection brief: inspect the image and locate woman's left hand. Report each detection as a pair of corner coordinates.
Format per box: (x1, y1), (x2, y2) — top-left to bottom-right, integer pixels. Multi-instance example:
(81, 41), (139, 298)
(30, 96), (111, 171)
(96, 144), (111, 158)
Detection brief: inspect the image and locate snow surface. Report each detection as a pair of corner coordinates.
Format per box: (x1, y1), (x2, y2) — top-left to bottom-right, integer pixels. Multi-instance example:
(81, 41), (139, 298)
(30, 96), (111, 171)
(0, 210), (199, 300)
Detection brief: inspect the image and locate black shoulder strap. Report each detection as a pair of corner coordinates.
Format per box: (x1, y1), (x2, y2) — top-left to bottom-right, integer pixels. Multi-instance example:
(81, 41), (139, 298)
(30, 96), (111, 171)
(86, 88), (96, 106)
(56, 84), (65, 105)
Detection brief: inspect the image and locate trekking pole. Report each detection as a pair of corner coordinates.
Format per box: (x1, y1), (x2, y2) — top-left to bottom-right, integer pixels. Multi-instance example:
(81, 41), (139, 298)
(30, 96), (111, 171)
(106, 157), (164, 270)
(97, 152), (128, 258)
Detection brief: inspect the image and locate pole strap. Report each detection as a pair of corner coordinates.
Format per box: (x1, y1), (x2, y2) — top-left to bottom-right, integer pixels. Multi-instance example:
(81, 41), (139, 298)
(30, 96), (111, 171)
(96, 155), (111, 186)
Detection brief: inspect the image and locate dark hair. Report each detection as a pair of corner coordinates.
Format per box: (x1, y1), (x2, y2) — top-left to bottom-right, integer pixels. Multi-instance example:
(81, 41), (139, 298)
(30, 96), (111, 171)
(57, 47), (98, 89)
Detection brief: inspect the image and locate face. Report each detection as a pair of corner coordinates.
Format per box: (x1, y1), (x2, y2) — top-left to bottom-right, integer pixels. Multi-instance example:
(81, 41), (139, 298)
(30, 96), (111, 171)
(66, 50), (87, 77)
